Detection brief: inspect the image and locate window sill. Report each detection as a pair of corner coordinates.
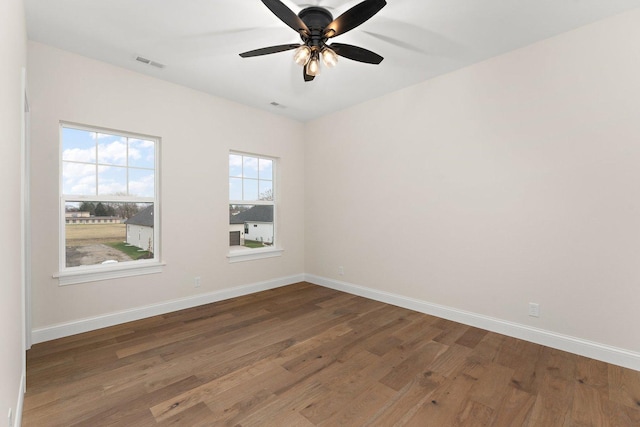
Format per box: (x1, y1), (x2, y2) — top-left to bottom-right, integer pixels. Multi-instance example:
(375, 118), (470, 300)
(227, 247), (283, 263)
(54, 261), (165, 286)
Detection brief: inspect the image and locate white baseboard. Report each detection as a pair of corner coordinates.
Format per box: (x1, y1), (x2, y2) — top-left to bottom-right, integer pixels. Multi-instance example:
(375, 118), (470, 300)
(31, 274), (305, 344)
(305, 274), (640, 372)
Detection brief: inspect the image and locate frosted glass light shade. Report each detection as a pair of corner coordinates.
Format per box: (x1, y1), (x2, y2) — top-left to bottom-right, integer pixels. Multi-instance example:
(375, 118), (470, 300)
(307, 56), (320, 76)
(293, 46), (311, 66)
(322, 47), (338, 68)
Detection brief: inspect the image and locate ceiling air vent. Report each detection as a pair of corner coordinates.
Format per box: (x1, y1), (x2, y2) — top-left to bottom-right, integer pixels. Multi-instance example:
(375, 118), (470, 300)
(135, 56), (165, 69)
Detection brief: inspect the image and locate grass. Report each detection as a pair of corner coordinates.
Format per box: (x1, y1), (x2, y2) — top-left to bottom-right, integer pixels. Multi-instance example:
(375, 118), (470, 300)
(66, 223), (126, 246)
(105, 241), (152, 260)
(243, 240), (265, 248)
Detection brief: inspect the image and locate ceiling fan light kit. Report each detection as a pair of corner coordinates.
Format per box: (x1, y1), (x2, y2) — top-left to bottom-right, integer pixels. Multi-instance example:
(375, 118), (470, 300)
(239, 0), (387, 82)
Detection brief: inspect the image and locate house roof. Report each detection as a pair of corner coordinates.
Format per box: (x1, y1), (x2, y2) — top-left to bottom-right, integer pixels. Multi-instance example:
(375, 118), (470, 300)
(230, 205), (273, 225)
(125, 205), (154, 227)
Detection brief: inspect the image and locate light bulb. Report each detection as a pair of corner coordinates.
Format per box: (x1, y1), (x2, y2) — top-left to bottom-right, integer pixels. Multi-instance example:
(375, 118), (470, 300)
(307, 56), (320, 76)
(293, 45), (311, 66)
(322, 47), (338, 68)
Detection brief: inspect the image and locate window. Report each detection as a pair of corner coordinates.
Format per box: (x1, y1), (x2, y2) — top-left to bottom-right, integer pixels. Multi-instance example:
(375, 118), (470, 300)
(228, 152), (281, 262)
(57, 123), (161, 284)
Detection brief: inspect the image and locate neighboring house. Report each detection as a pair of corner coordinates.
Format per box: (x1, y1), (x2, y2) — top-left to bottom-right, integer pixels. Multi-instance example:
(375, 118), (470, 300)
(229, 205), (274, 246)
(65, 211), (90, 218)
(65, 214), (122, 224)
(125, 205), (154, 252)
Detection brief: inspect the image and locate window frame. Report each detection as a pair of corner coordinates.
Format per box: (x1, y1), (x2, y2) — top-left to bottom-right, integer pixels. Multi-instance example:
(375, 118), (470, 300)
(227, 151), (282, 263)
(55, 122), (163, 285)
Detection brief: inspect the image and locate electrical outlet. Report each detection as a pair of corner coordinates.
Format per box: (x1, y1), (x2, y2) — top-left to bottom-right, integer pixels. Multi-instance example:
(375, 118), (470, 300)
(338, 266), (344, 276)
(194, 276), (201, 288)
(528, 302), (540, 318)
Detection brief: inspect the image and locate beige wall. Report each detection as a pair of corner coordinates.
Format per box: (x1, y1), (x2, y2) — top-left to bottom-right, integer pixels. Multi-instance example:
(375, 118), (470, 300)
(0, 0), (26, 421)
(28, 42), (305, 329)
(305, 9), (640, 354)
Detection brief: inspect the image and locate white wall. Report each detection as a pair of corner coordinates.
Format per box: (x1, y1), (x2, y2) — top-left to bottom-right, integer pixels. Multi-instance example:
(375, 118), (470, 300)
(28, 42), (305, 331)
(305, 9), (640, 355)
(245, 222), (274, 244)
(126, 224), (154, 253)
(0, 0), (26, 423)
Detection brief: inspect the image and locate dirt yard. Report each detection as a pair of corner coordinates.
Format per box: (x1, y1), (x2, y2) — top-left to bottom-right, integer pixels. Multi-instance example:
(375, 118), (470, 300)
(66, 244), (133, 267)
(65, 224), (130, 267)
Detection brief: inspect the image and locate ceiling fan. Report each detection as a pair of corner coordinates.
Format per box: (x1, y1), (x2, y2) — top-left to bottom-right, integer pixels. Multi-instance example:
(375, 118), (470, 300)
(239, 0), (387, 81)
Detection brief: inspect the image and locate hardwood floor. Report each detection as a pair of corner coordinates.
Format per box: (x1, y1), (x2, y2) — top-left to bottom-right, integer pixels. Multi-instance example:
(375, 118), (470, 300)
(23, 282), (640, 426)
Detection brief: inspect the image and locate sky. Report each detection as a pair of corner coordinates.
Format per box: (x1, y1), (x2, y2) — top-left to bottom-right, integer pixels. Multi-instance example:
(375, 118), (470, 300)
(229, 153), (273, 202)
(62, 127), (155, 198)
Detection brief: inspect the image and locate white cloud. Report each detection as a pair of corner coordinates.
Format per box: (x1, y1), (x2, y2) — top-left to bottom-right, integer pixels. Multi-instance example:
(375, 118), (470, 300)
(98, 180), (127, 195)
(129, 173), (155, 197)
(98, 140), (127, 165)
(70, 175), (96, 194)
(63, 164), (96, 195)
(130, 138), (154, 148)
(62, 147), (95, 163)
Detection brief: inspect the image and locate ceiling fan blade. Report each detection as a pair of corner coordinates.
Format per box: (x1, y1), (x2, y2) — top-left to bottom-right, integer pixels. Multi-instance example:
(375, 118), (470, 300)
(261, 0), (310, 35)
(303, 64), (315, 81)
(330, 42), (383, 64)
(239, 44), (301, 58)
(324, 0), (386, 38)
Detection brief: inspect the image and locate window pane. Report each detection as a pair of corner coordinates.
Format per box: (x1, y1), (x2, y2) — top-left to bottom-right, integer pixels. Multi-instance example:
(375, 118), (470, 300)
(259, 158), (273, 181)
(229, 177), (242, 200)
(62, 128), (96, 162)
(65, 202), (154, 267)
(98, 165), (127, 195)
(63, 161), (96, 196)
(228, 204), (273, 248)
(229, 154), (243, 177)
(129, 139), (155, 169)
(97, 134), (127, 166)
(243, 178), (259, 200)
(129, 169), (155, 197)
(243, 156), (259, 178)
(259, 180), (273, 201)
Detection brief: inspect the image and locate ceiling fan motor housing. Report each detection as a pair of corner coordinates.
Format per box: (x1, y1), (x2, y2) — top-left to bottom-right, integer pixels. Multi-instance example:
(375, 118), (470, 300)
(299, 7), (333, 49)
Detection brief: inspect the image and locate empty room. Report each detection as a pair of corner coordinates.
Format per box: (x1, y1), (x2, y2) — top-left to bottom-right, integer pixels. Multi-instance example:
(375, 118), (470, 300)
(2, 0), (640, 425)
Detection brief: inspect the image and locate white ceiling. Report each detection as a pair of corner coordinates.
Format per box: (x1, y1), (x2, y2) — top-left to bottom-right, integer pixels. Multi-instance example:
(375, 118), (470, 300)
(25, 0), (640, 122)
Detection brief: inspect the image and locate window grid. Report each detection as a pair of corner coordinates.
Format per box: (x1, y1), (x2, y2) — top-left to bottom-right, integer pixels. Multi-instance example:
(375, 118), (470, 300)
(229, 152), (276, 250)
(60, 122), (159, 273)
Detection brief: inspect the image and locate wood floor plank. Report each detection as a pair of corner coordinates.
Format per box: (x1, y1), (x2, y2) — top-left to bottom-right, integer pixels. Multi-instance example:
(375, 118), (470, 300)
(299, 349), (382, 424)
(571, 382), (609, 427)
(453, 399), (494, 426)
(609, 364), (640, 410)
(456, 326), (490, 349)
(318, 381), (397, 426)
(379, 340), (447, 391)
(490, 386), (536, 427)
(365, 371), (446, 425)
(22, 282), (640, 426)
(154, 402), (216, 427)
(403, 361), (480, 426)
(467, 361), (515, 410)
(526, 374), (575, 427)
